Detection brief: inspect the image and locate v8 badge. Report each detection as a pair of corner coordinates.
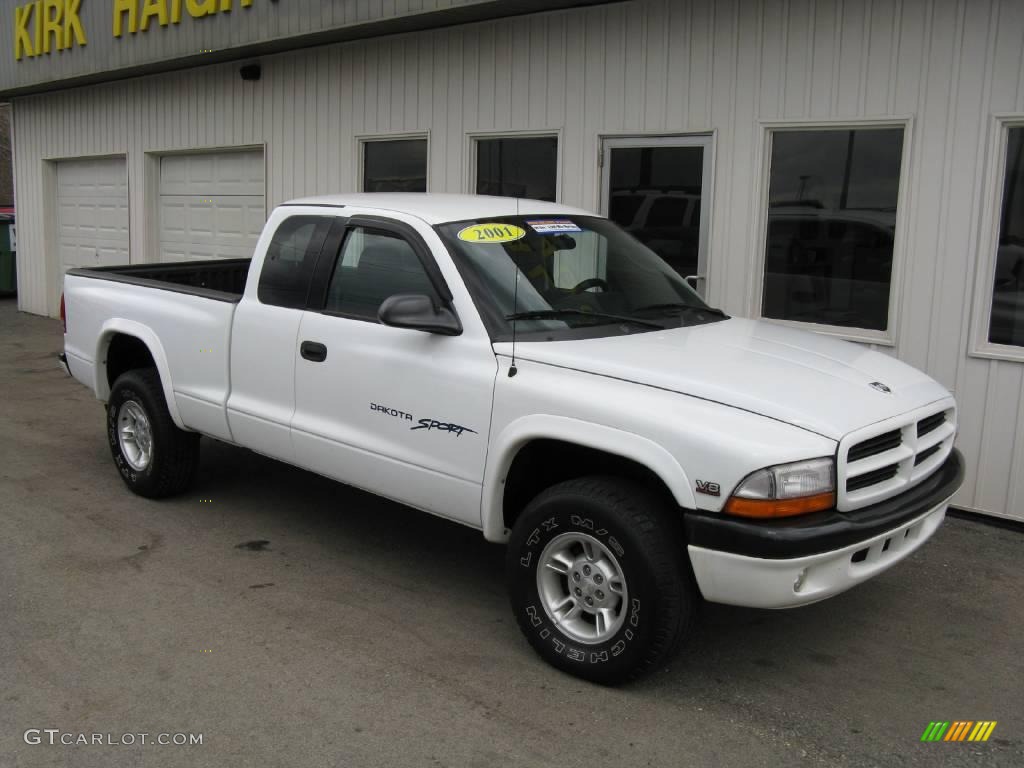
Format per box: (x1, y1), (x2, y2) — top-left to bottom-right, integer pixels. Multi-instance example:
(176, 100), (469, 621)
(695, 480), (721, 497)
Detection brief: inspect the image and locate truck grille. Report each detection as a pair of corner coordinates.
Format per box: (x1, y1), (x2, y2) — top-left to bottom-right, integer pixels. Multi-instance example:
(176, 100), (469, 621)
(837, 400), (956, 511)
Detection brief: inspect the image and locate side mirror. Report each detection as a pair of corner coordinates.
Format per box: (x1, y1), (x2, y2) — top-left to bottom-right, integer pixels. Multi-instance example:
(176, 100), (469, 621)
(378, 294), (462, 336)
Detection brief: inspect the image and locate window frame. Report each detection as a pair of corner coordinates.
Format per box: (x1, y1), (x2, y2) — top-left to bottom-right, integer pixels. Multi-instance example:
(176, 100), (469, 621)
(465, 129), (562, 202)
(751, 117), (915, 346)
(308, 214), (457, 326)
(969, 114), (1024, 362)
(356, 131), (430, 193)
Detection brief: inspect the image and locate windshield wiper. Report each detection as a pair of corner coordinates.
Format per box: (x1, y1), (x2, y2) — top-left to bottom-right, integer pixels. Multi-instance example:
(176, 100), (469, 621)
(631, 302), (729, 318)
(504, 309), (664, 329)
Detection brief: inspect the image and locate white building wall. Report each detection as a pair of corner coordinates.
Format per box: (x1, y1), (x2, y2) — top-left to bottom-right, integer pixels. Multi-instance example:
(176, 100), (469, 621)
(11, 0), (1024, 520)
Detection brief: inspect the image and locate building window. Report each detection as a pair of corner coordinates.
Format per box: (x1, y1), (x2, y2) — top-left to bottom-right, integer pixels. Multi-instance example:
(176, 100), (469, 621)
(476, 136), (557, 202)
(761, 127), (904, 331)
(988, 126), (1024, 347)
(362, 138), (428, 192)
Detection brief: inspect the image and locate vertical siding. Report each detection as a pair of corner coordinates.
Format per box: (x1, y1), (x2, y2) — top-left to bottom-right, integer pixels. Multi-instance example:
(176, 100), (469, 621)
(11, 0), (1024, 520)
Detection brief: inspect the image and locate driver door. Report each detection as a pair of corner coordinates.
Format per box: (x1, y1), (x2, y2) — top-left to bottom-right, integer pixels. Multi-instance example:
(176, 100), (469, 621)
(290, 217), (498, 527)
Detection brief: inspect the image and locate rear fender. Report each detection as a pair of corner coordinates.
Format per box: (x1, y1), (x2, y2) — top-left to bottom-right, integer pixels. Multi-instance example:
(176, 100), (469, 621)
(95, 319), (186, 430)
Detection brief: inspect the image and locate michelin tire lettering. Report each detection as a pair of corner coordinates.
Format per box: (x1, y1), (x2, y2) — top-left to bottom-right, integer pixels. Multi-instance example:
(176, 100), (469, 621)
(518, 511), (641, 666)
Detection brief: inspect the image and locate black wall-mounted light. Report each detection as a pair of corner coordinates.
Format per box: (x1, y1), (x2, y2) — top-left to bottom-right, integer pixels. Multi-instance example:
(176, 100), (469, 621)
(239, 63), (261, 81)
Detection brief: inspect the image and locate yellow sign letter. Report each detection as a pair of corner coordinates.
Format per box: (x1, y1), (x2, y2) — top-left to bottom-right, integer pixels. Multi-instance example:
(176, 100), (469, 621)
(139, 0), (169, 30)
(40, 0), (62, 53)
(112, 0), (137, 37)
(185, 0), (217, 18)
(33, 0), (42, 53)
(62, 0), (86, 48)
(13, 3), (34, 60)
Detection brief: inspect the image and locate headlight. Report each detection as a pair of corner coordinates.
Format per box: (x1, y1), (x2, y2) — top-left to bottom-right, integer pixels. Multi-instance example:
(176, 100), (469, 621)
(723, 457), (835, 518)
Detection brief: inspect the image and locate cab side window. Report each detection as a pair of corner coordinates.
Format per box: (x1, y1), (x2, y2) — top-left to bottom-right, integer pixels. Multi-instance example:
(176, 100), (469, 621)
(324, 227), (437, 320)
(258, 215), (332, 309)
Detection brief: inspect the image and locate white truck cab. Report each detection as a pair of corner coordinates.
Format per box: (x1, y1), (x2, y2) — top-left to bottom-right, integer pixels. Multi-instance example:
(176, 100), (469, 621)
(62, 193), (963, 683)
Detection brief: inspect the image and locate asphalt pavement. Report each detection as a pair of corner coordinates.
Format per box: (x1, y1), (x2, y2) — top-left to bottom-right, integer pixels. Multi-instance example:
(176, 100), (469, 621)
(1, 298), (1021, 768)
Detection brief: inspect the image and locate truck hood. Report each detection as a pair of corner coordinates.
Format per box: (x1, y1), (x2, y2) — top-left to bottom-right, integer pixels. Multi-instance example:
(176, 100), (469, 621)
(497, 318), (951, 440)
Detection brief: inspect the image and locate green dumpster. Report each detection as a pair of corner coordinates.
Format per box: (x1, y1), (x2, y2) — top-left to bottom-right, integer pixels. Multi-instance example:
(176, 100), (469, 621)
(0, 215), (15, 297)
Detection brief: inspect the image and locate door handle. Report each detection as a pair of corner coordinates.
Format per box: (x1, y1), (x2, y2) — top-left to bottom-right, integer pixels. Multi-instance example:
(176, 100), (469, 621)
(300, 340), (327, 363)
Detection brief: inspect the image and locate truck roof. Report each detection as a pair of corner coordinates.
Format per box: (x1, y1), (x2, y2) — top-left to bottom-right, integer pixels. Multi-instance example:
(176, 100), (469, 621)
(282, 193), (597, 225)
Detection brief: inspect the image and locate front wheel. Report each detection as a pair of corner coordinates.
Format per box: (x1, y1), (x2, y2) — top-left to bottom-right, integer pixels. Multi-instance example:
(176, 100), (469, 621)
(506, 476), (696, 684)
(107, 368), (199, 498)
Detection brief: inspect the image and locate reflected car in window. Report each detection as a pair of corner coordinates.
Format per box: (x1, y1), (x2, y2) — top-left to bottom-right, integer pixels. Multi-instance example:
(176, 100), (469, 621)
(762, 206), (896, 331)
(989, 241), (1024, 346)
(608, 189), (702, 278)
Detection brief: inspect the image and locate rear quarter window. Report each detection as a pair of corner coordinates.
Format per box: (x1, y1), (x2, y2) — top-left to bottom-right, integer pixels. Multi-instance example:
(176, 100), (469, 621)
(257, 216), (333, 309)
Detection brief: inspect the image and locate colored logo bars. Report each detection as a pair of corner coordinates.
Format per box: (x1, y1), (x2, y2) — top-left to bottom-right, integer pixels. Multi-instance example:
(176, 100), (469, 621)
(921, 721), (997, 742)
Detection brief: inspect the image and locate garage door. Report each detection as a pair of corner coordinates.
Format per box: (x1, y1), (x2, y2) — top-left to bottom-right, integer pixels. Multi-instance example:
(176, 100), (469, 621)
(158, 150), (265, 262)
(56, 158), (130, 279)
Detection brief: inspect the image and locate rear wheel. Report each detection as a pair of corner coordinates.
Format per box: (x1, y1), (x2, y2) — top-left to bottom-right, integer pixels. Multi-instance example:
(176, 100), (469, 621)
(506, 476), (696, 684)
(107, 368), (199, 498)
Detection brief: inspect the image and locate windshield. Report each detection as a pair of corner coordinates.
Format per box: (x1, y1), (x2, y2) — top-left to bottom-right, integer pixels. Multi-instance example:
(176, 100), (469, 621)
(436, 215), (727, 341)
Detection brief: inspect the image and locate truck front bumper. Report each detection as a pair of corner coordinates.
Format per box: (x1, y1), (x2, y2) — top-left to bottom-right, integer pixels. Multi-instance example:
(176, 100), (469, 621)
(684, 449), (964, 609)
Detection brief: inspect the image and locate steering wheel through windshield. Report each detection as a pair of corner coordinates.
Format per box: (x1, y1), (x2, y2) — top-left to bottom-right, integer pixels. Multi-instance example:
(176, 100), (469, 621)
(569, 277), (609, 295)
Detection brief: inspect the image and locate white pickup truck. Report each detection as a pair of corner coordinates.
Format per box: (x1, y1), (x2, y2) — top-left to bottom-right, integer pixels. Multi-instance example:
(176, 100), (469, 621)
(62, 193), (964, 684)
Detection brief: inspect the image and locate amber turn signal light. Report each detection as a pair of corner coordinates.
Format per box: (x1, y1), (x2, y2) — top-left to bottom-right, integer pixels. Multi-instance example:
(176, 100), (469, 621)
(723, 491), (836, 519)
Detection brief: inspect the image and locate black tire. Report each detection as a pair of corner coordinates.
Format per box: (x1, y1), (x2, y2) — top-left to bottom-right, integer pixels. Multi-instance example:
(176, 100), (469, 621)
(506, 476), (696, 684)
(107, 368), (199, 498)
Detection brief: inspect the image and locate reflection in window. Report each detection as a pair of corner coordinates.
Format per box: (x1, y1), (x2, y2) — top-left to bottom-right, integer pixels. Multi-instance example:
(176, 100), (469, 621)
(761, 128), (904, 331)
(476, 137), (557, 202)
(989, 126), (1024, 347)
(606, 146), (704, 279)
(363, 139), (427, 192)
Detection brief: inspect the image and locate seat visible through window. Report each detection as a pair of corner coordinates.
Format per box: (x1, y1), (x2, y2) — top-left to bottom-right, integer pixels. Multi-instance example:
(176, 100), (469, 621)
(325, 228), (437, 319)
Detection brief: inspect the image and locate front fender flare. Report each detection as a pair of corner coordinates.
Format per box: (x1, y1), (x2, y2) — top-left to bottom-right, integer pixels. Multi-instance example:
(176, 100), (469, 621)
(95, 319), (186, 430)
(481, 414), (696, 542)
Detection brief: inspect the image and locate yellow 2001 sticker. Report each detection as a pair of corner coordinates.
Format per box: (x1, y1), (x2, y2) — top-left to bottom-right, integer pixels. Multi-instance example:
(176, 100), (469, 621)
(457, 223), (526, 244)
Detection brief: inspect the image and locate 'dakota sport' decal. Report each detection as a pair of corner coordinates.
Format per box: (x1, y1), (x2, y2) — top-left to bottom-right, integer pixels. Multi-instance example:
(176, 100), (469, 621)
(370, 403), (477, 437)
(457, 223), (527, 244)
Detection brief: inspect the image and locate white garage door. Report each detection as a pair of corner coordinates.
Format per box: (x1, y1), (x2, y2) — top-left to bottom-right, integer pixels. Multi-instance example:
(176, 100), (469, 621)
(158, 150), (266, 262)
(56, 157), (130, 278)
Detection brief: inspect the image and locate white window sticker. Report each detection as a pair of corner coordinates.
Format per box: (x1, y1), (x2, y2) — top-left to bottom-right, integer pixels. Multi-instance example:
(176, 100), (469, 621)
(526, 218), (583, 234)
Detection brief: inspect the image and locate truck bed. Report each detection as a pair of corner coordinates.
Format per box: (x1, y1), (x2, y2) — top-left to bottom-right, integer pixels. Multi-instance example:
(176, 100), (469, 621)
(66, 258), (251, 301)
(63, 259), (251, 443)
